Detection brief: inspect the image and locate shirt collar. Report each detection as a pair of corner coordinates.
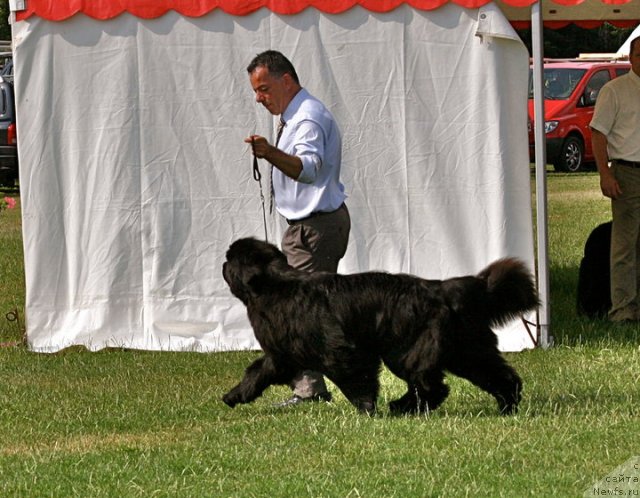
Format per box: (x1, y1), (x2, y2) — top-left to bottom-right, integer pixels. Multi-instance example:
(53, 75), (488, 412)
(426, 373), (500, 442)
(281, 87), (307, 124)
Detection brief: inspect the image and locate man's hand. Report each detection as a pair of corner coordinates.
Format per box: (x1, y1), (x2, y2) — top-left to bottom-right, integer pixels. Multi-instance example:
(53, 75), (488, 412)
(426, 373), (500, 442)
(245, 135), (273, 160)
(244, 134), (303, 180)
(599, 168), (623, 199)
(591, 128), (622, 199)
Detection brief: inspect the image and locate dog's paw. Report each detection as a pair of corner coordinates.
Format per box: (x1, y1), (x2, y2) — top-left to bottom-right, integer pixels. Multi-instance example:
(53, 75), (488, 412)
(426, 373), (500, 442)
(354, 400), (377, 416)
(222, 392), (239, 408)
(496, 394), (520, 415)
(498, 402), (519, 416)
(388, 398), (417, 415)
(496, 385), (521, 415)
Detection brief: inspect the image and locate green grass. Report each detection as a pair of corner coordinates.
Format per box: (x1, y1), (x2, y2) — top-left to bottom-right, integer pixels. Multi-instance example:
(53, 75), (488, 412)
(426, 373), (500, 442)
(1, 176), (639, 497)
(0, 189), (24, 345)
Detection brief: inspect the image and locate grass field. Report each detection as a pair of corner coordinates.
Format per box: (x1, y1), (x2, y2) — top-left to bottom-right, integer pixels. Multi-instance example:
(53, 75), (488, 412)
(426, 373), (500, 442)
(1, 174), (639, 497)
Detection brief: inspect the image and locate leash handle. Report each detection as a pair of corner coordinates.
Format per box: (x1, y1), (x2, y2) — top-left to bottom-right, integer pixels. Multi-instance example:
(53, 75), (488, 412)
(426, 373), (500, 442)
(251, 137), (261, 181)
(250, 136), (269, 242)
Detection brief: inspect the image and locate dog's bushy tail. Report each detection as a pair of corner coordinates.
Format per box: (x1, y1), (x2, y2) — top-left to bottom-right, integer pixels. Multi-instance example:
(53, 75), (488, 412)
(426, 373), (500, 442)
(478, 258), (539, 328)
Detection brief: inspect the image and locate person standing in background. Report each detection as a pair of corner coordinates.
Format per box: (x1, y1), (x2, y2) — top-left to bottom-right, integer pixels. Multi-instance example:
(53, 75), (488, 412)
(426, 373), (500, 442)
(590, 36), (640, 322)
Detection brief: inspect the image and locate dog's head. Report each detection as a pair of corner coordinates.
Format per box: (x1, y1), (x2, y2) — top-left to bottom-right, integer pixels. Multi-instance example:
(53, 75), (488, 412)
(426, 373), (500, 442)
(222, 237), (291, 304)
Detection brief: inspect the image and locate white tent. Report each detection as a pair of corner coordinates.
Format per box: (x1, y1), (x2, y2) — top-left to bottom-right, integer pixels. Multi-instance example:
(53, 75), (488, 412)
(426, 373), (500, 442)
(8, 0), (638, 354)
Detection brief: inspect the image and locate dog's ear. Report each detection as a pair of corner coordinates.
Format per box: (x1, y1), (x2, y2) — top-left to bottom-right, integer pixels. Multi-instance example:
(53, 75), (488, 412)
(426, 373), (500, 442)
(223, 237), (291, 303)
(222, 258), (264, 303)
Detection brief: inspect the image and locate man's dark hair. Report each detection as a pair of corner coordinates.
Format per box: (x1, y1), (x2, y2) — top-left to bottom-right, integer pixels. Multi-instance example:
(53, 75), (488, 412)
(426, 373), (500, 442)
(631, 36), (640, 55)
(247, 50), (300, 85)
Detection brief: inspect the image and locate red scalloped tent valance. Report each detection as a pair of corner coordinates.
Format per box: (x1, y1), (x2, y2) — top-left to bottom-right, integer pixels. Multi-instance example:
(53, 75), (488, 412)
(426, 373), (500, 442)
(14, 0), (639, 27)
(13, 0), (520, 21)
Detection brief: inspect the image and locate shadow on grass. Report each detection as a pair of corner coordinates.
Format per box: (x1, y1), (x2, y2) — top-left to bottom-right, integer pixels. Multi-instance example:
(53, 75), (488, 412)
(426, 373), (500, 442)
(548, 265), (639, 347)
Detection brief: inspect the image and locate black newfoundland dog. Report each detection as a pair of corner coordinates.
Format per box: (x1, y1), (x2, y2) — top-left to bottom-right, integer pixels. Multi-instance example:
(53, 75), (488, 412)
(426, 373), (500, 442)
(222, 237), (538, 415)
(576, 221), (611, 319)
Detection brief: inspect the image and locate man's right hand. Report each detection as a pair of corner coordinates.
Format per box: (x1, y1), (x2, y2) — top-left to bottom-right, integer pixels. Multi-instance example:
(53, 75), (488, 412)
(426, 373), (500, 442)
(600, 168), (622, 199)
(245, 135), (272, 159)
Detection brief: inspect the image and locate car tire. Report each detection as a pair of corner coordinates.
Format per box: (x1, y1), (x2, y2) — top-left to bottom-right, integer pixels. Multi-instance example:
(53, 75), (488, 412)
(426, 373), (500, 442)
(0, 170), (13, 188)
(553, 136), (584, 173)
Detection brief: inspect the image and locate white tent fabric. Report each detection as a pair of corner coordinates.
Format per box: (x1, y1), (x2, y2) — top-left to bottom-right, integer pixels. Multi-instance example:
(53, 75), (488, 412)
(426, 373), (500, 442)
(13, 3), (536, 353)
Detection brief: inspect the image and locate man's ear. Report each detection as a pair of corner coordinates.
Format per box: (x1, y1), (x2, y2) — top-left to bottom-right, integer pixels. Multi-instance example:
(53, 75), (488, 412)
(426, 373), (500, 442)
(282, 72), (296, 90)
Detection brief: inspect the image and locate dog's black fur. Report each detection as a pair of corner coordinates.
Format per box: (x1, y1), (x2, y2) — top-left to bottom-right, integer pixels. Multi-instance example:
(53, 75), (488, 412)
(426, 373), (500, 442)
(222, 237), (539, 415)
(577, 221), (611, 319)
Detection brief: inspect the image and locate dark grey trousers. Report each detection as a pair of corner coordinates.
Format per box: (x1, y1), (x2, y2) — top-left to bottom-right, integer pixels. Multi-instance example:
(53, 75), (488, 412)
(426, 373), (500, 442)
(281, 203), (350, 397)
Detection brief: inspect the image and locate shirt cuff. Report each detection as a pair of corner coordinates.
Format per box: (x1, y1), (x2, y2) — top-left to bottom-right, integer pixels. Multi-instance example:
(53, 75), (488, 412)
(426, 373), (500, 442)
(296, 153), (321, 184)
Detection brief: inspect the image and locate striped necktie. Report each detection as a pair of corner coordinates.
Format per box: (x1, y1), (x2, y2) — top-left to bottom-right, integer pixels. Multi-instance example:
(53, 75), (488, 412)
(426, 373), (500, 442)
(270, 117), (286, 214)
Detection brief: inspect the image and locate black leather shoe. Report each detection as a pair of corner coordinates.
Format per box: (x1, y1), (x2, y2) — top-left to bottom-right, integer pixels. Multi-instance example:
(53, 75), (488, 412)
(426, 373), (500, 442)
(274, 392), (332, 408)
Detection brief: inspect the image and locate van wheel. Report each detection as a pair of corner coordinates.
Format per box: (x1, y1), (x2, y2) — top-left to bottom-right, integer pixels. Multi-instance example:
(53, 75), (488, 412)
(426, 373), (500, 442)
(554, 136), (584, 173)
(0, 171), (13, 188)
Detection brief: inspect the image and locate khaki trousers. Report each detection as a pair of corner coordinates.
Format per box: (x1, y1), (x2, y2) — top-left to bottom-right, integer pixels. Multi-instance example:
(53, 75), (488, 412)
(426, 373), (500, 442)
(609, 162), (640, 321)
(281, 203), (351, 397)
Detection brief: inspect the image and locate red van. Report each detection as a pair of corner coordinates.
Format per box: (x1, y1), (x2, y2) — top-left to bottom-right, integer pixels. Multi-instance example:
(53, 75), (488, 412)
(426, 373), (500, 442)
(528, 59), (631, 172)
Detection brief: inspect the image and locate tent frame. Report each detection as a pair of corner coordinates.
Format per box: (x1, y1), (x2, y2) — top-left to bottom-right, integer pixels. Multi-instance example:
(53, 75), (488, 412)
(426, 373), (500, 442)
(531, 2), (552, 348)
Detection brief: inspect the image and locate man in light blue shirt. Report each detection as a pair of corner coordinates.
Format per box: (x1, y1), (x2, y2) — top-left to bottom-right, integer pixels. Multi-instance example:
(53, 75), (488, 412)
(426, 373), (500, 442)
(245, 50), (351, 406)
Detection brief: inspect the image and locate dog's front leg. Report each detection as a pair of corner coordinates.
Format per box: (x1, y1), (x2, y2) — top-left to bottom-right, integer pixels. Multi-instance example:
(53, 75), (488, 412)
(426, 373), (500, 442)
(222, 355), (289, 408)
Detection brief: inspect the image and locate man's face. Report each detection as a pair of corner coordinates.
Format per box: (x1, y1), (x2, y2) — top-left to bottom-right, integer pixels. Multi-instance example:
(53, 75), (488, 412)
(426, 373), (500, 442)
(630, 40), (640, 78)
(249, 66), (288, 116)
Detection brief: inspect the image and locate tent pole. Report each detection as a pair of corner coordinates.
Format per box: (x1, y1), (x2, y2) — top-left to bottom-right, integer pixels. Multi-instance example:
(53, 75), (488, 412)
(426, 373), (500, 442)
(531, 1), (552, 347)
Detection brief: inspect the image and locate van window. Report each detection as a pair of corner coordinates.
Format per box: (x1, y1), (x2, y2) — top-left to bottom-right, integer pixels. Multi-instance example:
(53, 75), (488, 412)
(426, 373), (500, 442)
(615, 68), (630, 77)
(582, 70), (611, 107)
(528, 68), (586, 99)
(0, 86), (7, 117)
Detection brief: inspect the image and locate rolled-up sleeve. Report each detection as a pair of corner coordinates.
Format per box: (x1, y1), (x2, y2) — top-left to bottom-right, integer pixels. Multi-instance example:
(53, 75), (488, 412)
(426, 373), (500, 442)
(291, 119), (324, 184)
(590, 85), (617, 136)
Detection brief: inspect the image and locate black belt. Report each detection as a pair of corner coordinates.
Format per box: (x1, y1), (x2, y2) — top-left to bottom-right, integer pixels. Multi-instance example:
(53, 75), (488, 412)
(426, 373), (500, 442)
(286, 203), (345, 225)
(615, 159), (640, 168)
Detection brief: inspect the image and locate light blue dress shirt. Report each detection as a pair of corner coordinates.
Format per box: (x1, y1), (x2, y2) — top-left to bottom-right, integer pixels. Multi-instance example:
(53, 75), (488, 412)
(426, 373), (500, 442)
(272, 88), (347, 221)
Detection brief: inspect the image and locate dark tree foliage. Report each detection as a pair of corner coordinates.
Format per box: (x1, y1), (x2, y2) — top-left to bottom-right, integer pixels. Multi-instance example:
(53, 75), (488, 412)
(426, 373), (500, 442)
(517, 23), (637, 58)
(0, 2), (11, 41)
